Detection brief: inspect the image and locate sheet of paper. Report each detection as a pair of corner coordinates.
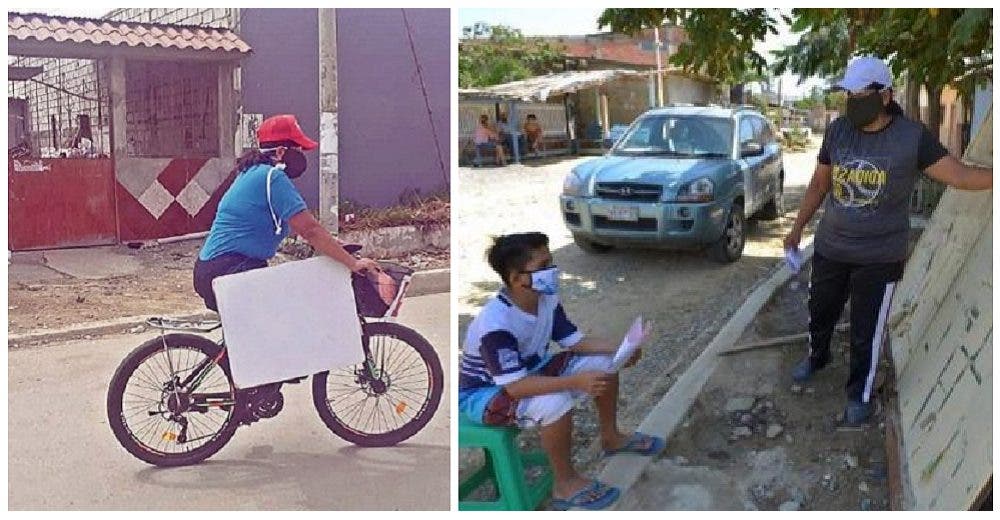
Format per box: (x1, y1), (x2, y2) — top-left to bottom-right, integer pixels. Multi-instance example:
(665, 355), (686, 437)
(608, 315), (644, 373)
(785, 247), (804, 273)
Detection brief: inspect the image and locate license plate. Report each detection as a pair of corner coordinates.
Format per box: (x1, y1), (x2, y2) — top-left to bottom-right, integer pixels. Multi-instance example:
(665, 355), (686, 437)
(607, 206), (639, 222)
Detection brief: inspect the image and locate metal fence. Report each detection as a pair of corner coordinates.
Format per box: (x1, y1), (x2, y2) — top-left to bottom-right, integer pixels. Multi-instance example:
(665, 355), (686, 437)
(8, 57), (111, 158)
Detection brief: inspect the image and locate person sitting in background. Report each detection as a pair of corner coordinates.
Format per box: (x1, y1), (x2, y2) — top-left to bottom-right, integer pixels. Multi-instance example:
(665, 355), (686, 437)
(473, 114), (507, 166)
(497, 113), (514, 153)
(523, 114), (544, 156)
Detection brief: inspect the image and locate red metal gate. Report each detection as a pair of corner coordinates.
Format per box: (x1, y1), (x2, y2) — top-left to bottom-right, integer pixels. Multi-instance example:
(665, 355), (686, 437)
(7, 158), (118, 251)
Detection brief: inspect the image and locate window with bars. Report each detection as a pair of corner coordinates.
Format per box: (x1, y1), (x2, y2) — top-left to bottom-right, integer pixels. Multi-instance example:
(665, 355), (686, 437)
(125, 61), (220, 158)
(7, 57), (111, 158)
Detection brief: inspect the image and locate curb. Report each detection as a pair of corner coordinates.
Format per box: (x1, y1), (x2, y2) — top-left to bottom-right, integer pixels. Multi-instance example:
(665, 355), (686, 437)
(9, 268), (450, 348)
(596, 238), (816, 509)
(407, 268), (450, 297)
(8, 310), (213, 348)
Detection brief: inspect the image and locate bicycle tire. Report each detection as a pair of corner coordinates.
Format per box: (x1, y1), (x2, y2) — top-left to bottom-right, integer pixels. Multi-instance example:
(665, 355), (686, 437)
(107, 333), (240, 466)
(312, 321), (443, 447)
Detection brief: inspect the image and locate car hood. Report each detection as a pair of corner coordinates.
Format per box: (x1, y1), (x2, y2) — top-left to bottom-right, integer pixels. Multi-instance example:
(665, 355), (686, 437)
(575, 155), (730, 186)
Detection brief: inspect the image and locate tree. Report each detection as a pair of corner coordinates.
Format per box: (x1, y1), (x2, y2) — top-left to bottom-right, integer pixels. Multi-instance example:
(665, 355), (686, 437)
(458, 25), (566, 88)
(774, 8), (993, 139)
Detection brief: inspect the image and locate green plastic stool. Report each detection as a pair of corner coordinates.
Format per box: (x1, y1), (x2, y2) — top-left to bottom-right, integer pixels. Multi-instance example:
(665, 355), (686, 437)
(458, 415), (554, 511)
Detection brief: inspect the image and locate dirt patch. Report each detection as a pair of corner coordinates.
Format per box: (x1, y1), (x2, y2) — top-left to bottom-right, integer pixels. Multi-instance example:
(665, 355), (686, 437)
(8, 239), (449, 336)
(620, 265), (891, 511)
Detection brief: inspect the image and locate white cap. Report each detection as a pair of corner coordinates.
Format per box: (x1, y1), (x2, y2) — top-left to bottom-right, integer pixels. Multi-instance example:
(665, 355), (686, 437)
(836, 56), (893, 93)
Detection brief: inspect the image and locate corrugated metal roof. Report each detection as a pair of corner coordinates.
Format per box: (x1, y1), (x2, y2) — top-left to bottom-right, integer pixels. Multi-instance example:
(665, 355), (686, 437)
(8, 12), (251, 54)
(459, 69), (652, 103)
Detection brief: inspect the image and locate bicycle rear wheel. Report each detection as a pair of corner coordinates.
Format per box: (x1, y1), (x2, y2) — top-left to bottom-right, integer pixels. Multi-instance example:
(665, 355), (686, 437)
(107, 333), (239, 466)
(312, 321), (443, 447)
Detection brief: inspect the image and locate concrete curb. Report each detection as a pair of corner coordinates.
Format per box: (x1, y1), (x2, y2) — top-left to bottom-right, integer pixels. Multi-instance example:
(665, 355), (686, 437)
(8, 268), (450, 347)
(407, 268), (451, 297)
(596, 238), (816, 510)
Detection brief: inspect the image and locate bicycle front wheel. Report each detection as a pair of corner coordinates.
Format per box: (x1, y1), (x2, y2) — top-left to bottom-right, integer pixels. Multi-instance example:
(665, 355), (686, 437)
(312, 321), (443, 447)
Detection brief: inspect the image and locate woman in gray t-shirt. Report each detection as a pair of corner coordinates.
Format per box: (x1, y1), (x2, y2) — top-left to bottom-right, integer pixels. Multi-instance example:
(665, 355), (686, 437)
(783, 57), (991, 425)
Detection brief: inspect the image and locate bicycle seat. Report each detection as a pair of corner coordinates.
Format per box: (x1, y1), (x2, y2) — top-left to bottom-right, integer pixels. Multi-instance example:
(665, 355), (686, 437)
(146, 316), (222, 332)
(344, 243), (363, 255)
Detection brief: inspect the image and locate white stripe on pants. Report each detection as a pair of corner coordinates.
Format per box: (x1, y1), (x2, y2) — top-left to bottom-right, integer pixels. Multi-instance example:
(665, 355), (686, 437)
(862, 282), (896, 403)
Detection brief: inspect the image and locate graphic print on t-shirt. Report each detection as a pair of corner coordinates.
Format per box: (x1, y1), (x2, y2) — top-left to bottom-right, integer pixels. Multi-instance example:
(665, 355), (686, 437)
(830, 156), (890, 212)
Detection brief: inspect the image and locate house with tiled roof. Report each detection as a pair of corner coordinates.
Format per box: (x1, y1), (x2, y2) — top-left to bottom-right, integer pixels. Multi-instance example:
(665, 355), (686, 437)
(542, 26), (722, 138)
(8, 9), (448, 250)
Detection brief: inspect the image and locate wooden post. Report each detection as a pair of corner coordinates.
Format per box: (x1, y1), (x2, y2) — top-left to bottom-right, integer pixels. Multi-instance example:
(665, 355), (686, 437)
(507, 100), (520, 163)
(648, 74), (656, 108)
(600, 91), (610, 146)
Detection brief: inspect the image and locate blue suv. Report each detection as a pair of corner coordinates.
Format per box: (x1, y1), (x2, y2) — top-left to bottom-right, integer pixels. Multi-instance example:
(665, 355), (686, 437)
(560, 105), (784, 262)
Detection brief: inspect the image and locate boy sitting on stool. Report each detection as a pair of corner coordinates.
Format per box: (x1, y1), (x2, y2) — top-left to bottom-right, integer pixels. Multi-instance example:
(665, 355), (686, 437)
(458, 232), (664, 510)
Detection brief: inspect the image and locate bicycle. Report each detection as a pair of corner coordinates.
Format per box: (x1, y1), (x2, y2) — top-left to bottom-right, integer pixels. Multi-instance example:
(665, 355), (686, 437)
(106, 250), (443, 467)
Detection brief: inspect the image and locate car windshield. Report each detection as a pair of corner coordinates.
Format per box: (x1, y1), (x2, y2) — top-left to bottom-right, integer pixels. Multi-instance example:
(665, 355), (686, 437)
(612, 115), (732, 157)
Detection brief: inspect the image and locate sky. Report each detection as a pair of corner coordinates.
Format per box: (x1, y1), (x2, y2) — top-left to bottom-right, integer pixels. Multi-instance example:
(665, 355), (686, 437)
(457, 7), (827, 99)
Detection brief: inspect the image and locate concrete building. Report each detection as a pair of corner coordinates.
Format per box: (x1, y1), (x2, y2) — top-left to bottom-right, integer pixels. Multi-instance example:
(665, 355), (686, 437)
(7, 8), (449, 251)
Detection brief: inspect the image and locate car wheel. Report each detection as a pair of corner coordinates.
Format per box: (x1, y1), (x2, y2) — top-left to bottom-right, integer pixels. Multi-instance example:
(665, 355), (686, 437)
(709, 203), (745, 263)
(573, 234), (613, 254)
(756, 178), (784, 221)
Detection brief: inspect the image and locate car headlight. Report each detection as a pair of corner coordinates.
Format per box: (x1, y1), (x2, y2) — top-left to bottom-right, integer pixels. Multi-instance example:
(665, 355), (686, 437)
(674, 177), (714, 202)
(562, 170), (589, 197)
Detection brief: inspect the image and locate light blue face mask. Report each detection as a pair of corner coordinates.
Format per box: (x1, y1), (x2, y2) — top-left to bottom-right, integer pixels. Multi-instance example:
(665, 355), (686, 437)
(528, 266), (560, 295)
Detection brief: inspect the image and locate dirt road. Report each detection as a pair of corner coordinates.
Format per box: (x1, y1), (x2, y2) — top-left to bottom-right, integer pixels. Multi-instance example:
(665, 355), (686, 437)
(456, 143), (822, 471)
(8, 240), (448, 336)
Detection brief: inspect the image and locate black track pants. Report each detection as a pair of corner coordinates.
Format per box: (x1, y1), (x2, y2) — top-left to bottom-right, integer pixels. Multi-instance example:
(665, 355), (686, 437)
(807, 252), (904, 403)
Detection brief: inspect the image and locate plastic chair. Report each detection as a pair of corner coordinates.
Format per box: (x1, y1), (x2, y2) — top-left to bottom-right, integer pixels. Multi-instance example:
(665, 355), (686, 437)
(458, 415), (554, 511)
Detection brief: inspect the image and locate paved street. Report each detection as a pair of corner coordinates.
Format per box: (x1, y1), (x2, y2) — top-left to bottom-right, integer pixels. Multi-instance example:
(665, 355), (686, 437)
(8, 292), (451, 510)
(456, 145), (820, 468)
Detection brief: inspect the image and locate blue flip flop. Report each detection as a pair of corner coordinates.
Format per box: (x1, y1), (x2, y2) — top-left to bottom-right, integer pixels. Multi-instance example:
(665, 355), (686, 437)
(602, 432), (666, 458)
(551, 480), (621, 511)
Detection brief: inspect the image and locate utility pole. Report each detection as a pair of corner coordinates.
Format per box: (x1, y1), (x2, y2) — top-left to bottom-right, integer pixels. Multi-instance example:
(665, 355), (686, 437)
(318, 8), (338, 233)
(654, 26), (664, 107)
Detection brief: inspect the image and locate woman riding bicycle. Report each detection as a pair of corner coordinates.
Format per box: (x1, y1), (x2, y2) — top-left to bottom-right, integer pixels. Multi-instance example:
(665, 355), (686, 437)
(194, 114), (379, 311)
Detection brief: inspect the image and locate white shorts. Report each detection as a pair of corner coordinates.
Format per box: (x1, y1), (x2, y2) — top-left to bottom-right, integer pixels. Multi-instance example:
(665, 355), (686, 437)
(515, 354), (612, 428)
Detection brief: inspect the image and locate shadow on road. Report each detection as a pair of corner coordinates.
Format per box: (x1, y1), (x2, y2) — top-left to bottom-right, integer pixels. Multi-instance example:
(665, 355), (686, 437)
(132, 443), (450, 509)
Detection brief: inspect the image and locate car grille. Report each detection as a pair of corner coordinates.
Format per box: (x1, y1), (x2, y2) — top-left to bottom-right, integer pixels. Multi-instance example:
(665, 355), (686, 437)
(595, 182), (662, 202)
(593, 216), (658, 231)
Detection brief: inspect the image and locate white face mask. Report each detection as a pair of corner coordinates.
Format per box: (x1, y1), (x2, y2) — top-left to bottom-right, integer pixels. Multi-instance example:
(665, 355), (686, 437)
(527, 266), (560, 295)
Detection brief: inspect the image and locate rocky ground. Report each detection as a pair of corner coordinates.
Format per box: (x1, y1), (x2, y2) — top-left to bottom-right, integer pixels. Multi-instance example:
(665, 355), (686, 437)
(620, 264), (891, 511)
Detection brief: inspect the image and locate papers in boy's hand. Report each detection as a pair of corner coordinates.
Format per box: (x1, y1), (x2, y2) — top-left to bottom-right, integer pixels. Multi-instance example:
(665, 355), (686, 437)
(785, 247), (804, 273)
(608, 315), (646, 373)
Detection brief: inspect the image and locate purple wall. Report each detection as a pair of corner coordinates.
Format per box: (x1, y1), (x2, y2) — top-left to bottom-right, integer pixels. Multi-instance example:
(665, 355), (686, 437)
(238, 9), (321, 209)
(337, 9), (451, 208)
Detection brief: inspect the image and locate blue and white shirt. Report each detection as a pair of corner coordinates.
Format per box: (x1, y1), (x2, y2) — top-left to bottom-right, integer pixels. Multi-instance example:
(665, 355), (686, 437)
(459, 291), (583, 390)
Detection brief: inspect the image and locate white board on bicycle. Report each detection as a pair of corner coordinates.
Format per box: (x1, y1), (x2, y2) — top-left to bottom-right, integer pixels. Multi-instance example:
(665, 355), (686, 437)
(212, 256), (364, 389)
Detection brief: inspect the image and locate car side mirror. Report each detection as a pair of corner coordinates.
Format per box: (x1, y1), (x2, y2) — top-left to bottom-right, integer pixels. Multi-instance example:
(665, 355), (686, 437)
(741, 141), (763, 158)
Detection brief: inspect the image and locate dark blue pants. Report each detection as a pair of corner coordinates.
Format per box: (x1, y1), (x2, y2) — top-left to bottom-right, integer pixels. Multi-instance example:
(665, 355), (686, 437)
(193, 253), (268, 312)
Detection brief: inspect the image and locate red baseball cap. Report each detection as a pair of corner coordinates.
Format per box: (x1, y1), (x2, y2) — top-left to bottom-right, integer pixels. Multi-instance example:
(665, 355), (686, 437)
(256, 114), (318, 150)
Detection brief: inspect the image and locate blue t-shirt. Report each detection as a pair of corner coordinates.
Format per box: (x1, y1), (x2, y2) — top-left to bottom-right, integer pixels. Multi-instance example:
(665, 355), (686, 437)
(199, 163), (308, 261)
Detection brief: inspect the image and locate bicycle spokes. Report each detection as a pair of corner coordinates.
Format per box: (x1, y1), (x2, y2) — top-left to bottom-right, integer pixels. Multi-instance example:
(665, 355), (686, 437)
(326, 333), (431, 434)
(121, 346), (234, 454)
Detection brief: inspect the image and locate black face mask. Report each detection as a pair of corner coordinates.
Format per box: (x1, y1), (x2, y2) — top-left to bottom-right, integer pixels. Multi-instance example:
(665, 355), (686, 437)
(282, 148), (307, 179)
(845, 91), (885, 130)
